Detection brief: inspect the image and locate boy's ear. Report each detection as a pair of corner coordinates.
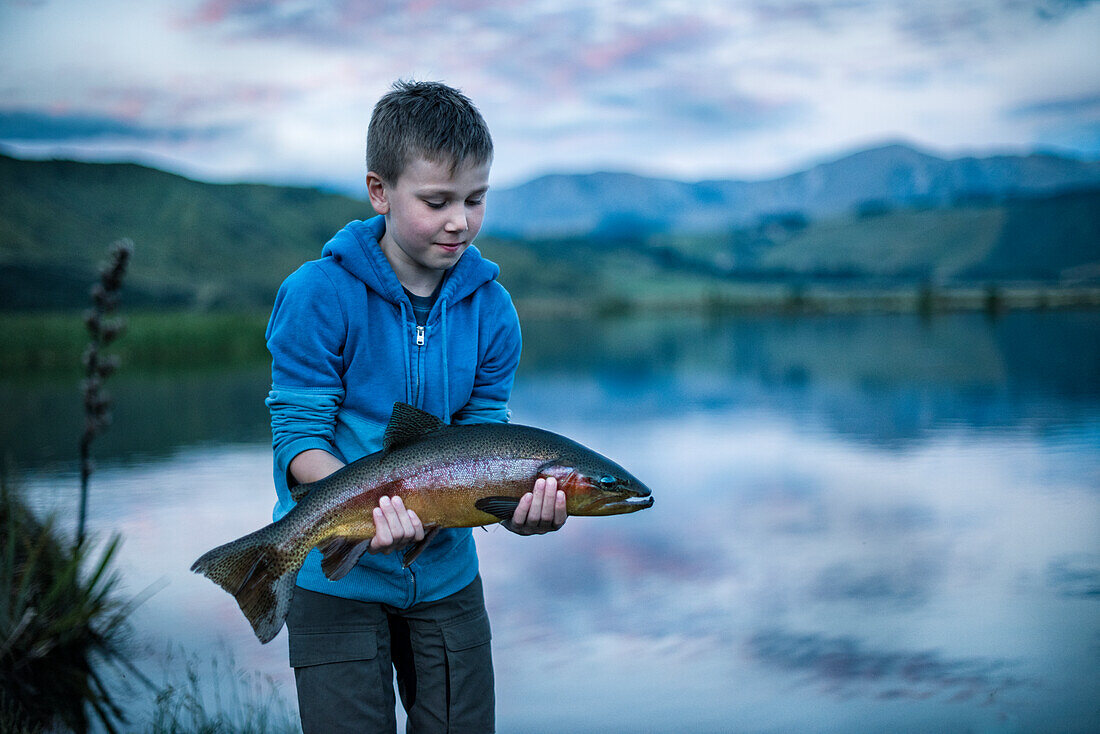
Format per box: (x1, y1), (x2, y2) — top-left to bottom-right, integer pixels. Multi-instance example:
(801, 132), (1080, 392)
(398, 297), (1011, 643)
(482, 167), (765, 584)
(366, 171), (390, 215)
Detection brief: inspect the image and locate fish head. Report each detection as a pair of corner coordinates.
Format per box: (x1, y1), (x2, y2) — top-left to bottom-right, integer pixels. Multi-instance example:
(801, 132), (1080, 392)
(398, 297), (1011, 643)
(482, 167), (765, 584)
(540, 453), (654, 516)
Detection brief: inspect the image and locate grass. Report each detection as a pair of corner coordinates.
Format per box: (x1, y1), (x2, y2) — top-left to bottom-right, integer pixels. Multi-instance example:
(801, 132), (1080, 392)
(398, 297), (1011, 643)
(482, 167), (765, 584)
(0, 476), (146, 733)
(0, 310), (271, 375)
(145, 651), (298, 734)
(119, 311), (271, 369)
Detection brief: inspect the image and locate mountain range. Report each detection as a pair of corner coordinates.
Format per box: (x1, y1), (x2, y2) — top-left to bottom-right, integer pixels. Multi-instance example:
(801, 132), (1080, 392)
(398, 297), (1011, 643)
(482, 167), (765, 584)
(485, 143), (1100, 237)
(1, 143), (1098, 311)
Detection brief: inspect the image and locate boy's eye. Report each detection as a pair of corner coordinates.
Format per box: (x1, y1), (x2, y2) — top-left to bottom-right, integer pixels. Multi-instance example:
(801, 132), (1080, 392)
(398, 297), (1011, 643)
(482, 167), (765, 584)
(424, 200), (446, 209)
(467, 197), (485, 206)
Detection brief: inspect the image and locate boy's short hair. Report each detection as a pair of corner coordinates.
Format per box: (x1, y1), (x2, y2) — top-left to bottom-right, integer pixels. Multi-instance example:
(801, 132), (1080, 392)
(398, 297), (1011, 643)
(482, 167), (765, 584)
(367, 80), (493, 183)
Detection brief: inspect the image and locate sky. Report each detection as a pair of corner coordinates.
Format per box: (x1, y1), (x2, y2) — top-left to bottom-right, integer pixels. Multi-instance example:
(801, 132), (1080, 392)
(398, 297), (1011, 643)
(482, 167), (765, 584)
(1, 0), (1098, 191)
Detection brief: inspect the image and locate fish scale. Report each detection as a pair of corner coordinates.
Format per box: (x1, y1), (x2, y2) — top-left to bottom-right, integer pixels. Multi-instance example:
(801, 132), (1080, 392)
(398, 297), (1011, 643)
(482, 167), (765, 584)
(191, 402), (653, 643)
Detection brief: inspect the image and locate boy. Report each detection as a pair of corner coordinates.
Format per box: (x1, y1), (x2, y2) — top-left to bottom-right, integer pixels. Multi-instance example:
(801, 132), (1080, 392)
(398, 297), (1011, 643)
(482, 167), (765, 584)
(265, 80), (566, 733)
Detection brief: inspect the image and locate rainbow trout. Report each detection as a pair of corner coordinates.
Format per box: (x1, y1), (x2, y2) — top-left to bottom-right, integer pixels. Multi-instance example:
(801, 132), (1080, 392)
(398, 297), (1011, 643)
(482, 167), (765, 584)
(191, 402), (653, 643)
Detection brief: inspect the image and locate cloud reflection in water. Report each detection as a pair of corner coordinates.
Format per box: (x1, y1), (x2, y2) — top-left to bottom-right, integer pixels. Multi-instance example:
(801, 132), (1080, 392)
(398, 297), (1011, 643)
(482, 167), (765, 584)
(746, 629), (1025, 702)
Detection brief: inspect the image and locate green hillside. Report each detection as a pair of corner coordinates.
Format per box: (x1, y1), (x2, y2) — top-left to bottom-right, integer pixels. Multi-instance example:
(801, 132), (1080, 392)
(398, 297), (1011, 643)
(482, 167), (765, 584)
(756, 206), (1005, 279)
(0, 153), (373, 309)
(656, 189), (1100, 284)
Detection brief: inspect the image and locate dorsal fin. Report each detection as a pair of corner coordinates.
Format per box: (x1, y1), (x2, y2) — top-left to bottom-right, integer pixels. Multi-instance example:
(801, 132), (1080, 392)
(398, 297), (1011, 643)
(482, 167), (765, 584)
(383, 402), (444, 453)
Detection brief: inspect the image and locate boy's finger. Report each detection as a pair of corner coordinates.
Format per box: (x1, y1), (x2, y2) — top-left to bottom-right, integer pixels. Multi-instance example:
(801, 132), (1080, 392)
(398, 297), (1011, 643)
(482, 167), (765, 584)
(512, 492), (533, 525)
(553, 490), (567, 527)
(380, 497), (413, 549)
(527, 482), (547, 527)
(537, 477), (558, 522)
(371, 506), (393, 551)
(390, 496), (416, 539)
(529, 480), (548, 525)
(408, 509), (425, 541)
(379, 496), (406, 540)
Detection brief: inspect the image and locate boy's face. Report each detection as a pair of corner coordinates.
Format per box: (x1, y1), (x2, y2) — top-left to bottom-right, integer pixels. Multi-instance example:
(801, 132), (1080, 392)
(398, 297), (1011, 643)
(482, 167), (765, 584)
(367, 154), (491, 294)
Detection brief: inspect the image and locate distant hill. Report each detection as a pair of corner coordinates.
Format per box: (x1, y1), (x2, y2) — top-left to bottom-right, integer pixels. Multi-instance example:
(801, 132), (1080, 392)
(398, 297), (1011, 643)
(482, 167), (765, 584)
(1, 147), (1098, 312)
(654, 188), (1100, 283)
(485, 143), (1100, 237)
(480, 187), (1100, 309)
(0, 153), (372, 309)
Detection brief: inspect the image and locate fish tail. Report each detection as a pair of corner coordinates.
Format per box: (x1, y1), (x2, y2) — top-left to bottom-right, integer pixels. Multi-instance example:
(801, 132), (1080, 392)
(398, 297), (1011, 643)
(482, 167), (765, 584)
(190, 523), (303, 644)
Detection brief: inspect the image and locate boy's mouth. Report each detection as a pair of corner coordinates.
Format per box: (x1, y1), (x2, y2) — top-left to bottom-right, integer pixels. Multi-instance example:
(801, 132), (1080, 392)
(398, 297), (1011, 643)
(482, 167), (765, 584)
(434, 242), (465, 252)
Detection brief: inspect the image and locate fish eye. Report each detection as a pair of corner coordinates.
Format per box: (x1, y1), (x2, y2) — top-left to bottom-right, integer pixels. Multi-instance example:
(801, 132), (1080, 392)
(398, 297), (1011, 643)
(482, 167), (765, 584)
(598, 475), (617, 487)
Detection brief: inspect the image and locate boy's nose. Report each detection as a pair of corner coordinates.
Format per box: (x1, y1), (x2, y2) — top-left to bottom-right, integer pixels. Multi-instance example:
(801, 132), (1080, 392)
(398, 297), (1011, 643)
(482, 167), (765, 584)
(444, 209), (468, 232)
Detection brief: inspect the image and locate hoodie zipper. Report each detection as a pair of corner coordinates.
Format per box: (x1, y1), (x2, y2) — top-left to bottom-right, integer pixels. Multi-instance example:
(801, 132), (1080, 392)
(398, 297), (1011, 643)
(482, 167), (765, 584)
(412, 324), (426, 407)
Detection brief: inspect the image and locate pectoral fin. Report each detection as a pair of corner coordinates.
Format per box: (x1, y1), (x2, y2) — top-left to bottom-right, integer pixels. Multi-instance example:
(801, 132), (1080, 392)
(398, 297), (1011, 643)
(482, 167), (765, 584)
(474, 496), (522, 522)
(319, 536), (372, 581)
(289, 477), (316, 504)
(401, 524), (441, 568)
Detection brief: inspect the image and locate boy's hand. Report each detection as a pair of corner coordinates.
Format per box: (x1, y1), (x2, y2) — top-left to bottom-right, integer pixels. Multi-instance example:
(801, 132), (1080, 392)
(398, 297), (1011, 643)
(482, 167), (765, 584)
(502, 477), (568, 535)
(368, 495), (425, 554)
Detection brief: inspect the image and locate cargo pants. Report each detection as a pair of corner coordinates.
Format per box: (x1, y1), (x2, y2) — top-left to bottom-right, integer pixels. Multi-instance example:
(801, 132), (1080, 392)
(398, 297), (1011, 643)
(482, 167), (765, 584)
(286, 575), (495, 733)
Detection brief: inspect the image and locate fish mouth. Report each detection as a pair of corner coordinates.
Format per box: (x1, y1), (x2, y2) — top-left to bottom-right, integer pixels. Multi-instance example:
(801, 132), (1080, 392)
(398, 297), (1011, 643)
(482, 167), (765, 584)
(592, 493), (654, 514)
(615, 495), (655, 512)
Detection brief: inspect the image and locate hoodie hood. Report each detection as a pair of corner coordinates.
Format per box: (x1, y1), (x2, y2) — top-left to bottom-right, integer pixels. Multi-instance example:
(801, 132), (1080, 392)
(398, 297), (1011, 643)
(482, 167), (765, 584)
(320, 216), (500, 307)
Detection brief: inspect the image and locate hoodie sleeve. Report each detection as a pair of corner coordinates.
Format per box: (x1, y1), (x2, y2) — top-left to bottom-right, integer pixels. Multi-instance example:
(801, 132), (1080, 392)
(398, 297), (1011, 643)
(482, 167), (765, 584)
(452, 283), (522, 425)
(265, 262), (349, 483)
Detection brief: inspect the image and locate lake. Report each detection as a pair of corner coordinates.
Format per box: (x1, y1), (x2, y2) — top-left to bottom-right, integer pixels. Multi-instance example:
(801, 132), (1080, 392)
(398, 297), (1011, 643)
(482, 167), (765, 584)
(4, 309), (1099, 733)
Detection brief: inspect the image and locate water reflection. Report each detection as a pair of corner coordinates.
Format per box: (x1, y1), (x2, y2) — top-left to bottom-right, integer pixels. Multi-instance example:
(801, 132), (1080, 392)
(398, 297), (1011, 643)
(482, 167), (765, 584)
(746, 629), (1024, 702)
(4, 311), (1098, 470)
(0, 366), (271, 469)
(472, 407), (1098, 732)
(4, 311), (1099, 732)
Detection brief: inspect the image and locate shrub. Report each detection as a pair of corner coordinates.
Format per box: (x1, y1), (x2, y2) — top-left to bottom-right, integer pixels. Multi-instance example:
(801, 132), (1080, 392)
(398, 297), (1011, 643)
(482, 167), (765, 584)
(0, 478), (146, 733)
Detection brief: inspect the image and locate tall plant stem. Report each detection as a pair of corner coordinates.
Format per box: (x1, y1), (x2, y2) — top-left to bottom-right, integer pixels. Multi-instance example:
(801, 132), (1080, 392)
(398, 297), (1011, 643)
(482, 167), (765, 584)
(77, 239), (132, 547)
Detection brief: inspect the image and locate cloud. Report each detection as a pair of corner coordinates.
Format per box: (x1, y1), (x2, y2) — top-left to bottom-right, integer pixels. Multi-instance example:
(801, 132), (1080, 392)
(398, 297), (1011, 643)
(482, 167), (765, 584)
(812, 555), (944, 606)
(179, 0), (508, 45)
(1007, 92), (1100, 118)
(2, 0), (1099, 186)
(1046, 553), (1100, 598)
(1032, 0), (1100, 20)
(0, 109), (225, 142)
(747, 629), (1026, 701)
(594, 82), (805, 135)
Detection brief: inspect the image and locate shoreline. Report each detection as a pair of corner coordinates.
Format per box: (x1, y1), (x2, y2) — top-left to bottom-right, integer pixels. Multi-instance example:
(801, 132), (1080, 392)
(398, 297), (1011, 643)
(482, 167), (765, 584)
(3, 285), (1099, 375)
(513, 283), (1100, 319)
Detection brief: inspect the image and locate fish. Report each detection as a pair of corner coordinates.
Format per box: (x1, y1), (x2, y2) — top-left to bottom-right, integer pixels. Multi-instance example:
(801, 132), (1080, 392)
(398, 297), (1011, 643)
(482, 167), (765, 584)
(191, 401), (654, 643)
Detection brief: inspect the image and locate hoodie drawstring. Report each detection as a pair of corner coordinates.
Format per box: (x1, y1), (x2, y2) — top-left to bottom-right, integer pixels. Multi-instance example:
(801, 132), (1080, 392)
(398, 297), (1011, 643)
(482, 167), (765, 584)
(399, 301), (412, 405)
(440, 299), (450, 424)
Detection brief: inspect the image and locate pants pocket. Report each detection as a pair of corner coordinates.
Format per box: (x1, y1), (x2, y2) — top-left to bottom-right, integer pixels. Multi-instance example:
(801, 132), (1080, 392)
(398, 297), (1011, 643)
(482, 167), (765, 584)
(440, 611), (495, 732)
(289, 627), (378, 668)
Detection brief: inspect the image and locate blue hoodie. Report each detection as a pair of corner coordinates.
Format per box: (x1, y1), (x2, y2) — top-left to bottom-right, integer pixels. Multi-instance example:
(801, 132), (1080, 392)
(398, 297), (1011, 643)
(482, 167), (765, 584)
(265, 215), (521, 608)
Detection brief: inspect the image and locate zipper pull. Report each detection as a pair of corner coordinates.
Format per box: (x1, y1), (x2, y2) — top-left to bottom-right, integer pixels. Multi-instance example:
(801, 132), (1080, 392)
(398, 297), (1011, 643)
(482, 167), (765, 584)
(416, 325), (425, 347)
